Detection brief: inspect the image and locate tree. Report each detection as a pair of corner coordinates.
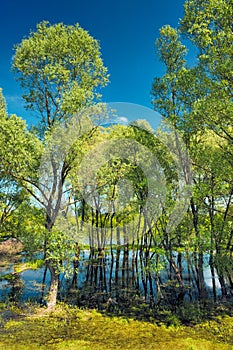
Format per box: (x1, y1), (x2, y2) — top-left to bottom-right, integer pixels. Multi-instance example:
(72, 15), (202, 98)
(0, 90), (44, 235)
(13, 21), (109, 132)
(180, 0), (233, 298)
(180, 0), (233, 144)
(0, 91), (24, 238)
(7, 21), (109, 308)
(152, 0), (233, 300)
(0, 88), (6, 117)
(190, 130), (233, 299)
(0, 179), (28, 238)
(151, 25), (211, 137)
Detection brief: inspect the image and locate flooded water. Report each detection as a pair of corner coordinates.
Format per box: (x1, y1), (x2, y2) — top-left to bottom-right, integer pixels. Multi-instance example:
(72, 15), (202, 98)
(0, 249), (230, 309)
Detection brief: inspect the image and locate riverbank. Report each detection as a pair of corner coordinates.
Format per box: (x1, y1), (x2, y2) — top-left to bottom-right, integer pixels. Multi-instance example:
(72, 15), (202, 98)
(0, 303), (232, 349)
(0, 238), (23, 256)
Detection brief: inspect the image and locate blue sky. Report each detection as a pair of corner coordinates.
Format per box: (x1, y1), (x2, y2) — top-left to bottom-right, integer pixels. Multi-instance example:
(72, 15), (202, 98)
(0, 0), (187, 126)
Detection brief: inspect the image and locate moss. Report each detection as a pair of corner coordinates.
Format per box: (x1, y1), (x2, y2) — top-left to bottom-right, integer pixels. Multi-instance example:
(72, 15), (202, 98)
(0, 303), (232, 349)
(0, 273), (16, 281)
(14, 259), (44, 273)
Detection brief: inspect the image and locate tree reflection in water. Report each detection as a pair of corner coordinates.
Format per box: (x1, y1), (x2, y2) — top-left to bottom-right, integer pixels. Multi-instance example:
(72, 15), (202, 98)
(1, 248), (232, 320)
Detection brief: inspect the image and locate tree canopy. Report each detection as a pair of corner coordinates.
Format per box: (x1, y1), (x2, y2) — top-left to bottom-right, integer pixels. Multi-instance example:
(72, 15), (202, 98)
(13, 21), (109, 131)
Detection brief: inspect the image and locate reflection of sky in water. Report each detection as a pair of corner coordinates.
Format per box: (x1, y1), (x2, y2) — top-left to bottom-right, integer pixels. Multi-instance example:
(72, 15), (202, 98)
(0, 264), (14, 275)
(20, 270), (50, 300)
(0, 267), (50, 302)
(0, 251), (225, 303)
(204, 267), (221, 294)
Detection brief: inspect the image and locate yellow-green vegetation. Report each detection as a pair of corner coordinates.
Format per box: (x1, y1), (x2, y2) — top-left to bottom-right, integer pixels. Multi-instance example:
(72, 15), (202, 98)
(0, 259), (44, 282)
(0, 303), (232, 350)
(14, 259), (44, 274)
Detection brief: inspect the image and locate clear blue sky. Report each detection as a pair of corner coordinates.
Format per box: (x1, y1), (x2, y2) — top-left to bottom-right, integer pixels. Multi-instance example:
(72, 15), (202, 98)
(0, 0), (187, 125)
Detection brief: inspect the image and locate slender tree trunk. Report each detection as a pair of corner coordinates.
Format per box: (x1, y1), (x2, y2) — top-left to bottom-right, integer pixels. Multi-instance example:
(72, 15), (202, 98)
(44, 213), (60, 309)
(115, 248), (120, 300)
(110, 213), (115, 252)
(219, 275), (228, 300)
(47, 263), (59, 309)
(155, 254), (164, 302)
(109, 251), (114, 293)
(169, 257), (183, 288)
(40, 265), (48, 305)
(72, 243), (80, 286)
(198, 252), (208, 299)
(209, 251), (217, 302)
(116, 225), (121, 246)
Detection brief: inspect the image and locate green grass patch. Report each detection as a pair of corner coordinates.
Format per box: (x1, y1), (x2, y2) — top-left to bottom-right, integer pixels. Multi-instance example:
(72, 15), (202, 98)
(0, 303), (232, 349)
(14, 259), (44, 273)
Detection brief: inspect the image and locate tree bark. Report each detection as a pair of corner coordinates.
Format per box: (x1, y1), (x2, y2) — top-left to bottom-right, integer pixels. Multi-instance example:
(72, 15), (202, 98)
(47, 263), (59, 309)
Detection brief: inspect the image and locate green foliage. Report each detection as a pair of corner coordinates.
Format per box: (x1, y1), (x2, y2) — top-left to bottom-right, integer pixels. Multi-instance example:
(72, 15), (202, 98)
(156, 25), (187, 74)
(0, 93), (44, 249)
(0, 111), (43, 182)
(14, 259), (44, 273)
(151, 0), (233, 290)
(13, 21), (109, 130)
(0, 88), (7, 118)
(180, 0), (233, 139)
(0, 180), (27, 236)
(46, 217), (78, 276)
(10, 204), (46, 254)
(180, 0), (233, 79)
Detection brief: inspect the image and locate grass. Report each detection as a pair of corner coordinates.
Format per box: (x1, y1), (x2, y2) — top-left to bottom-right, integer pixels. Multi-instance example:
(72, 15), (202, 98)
(14, 259), (44, 273)
(0, 303), (233, 349)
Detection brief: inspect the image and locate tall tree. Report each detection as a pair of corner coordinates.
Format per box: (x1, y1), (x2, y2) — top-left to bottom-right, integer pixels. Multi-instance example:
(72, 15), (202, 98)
(10, 22), (108, 307)
(13, 21), (109, 132)
(180, 0), (233, 297)
(152, 0), (233, 300)
(151, 25), (209, 298)
(180, 0), (233, 143)
(0, 90), (26, 238)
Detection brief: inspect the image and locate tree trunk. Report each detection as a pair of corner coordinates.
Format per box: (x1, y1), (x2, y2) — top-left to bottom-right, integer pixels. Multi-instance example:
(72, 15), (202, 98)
(209, 251), (217, 302)
(197, 252), (208, 300)
(217, 272), (227, 301)
(47, 263), (59, 309)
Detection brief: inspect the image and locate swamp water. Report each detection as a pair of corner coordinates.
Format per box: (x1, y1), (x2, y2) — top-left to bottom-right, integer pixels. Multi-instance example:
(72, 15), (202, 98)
(0, 249), (228, 312)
